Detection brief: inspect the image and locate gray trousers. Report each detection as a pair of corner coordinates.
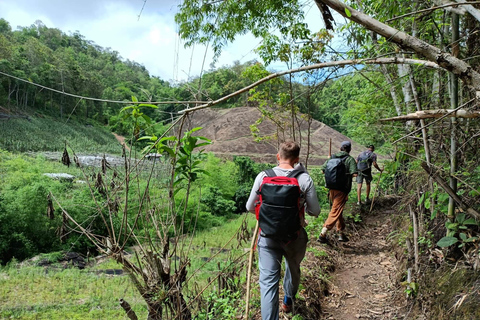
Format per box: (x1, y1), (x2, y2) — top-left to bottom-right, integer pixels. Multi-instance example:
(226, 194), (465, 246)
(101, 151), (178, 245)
(257, 228), (308, 320)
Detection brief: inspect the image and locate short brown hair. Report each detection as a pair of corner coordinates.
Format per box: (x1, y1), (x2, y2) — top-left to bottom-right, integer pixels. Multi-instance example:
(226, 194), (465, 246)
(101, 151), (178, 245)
(279, 140), (300, 160)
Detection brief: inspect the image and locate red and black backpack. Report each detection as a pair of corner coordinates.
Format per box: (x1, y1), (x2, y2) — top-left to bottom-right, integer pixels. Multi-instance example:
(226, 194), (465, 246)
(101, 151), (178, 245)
(255, 168), (305, 240)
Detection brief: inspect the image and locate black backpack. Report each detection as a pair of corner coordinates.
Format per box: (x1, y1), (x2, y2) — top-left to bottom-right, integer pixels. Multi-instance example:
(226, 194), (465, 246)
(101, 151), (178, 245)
(324, 155), (349, 191)
(357, 150), (373, 171)
(255, 169), (305, 240)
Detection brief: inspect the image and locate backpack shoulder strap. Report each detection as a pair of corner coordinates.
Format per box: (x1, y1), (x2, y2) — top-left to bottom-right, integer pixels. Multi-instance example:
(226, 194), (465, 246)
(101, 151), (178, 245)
(286, 169), (303, 179)
(264, 168), (276, 177)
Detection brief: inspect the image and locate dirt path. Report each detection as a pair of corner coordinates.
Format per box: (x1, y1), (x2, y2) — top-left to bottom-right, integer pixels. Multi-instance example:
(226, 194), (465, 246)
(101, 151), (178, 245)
(319, 208), (408, 319)
(112, 132), (130, 151)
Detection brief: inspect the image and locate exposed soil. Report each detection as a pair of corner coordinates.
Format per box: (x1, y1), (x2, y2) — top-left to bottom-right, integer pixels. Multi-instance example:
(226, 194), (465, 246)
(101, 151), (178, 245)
(112, 132), (130, 151)
(183, 107), (367, 166)
(317, 206), (408, 320)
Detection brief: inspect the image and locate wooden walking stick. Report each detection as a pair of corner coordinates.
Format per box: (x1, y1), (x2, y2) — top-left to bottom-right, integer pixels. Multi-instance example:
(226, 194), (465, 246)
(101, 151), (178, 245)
(369, 169), (384, 213)
(328, 138), (332, 158)
(245, 220), (259, 319)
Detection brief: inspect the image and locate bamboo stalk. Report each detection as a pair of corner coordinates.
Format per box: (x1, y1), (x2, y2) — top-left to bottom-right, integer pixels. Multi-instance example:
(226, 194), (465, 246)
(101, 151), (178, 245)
(245, 221), (259, 319)
(409, 205), (419, 273)
(369, 169), (384, 213)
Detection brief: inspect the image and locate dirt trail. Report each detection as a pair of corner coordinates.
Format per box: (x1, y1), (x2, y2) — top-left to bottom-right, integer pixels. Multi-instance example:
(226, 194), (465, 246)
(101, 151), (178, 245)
(112, 132), (130, 151)
(319, 208), (408, 319)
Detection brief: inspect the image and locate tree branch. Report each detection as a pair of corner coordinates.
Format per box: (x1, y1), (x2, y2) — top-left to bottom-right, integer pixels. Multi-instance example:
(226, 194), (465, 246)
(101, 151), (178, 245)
(316, 0), (480, 97)
(380, 109), (480, 121)
(119, 299), (139, 320)
(179, 57), (440, 114)
(386, 1), (480, 22)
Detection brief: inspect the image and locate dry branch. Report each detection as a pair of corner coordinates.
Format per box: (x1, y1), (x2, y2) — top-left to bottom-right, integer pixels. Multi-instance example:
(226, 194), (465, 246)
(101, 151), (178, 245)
(119, 299), (139, 320)
(380, 109), (480, 121)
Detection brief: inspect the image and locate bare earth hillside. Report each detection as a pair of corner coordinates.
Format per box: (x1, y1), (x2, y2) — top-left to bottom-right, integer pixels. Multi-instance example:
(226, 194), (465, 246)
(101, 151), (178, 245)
(182, 106), (364, 166)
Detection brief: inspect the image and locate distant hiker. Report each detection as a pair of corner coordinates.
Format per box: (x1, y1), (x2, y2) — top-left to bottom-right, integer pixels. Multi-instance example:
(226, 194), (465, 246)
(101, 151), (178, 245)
(318, 141), (357, 243)
(246, 140), (320, 319)
(356, 144), (383, 205)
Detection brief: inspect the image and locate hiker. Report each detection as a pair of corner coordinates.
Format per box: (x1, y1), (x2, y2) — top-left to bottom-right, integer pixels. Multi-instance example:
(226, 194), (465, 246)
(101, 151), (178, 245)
(318, 141), (357, 243)
(246, 140), (320, 320)
(356, 144), (383, 205)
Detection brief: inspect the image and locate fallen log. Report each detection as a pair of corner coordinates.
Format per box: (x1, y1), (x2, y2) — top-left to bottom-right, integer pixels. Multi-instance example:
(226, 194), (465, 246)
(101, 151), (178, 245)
(420, 162), (480, 219)
(380, 109), (480, 122)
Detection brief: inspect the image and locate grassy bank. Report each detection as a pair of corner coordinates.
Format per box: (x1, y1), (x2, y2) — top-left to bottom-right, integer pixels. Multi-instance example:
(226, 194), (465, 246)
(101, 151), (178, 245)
(0, 116), (121, 154)
(0, 214), (258, 319)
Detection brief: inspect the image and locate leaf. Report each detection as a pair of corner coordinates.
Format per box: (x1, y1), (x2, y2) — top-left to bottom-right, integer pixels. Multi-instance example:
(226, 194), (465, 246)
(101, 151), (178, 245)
(445, 222), (458, 231)
(463, 218), (478, 226)
(437, 236), (459, 248)
(459, 233), (467, 241)
(418, 193), (425, 206)
(138, 103), (158, 109)
(345, 8), (352, 17)
(456, 213), (465, 224)
(424, 198), (431, 209)
(464, 236), (478, 243)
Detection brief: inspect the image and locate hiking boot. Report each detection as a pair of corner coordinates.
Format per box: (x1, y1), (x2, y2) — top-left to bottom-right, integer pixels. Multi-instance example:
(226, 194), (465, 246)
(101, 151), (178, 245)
(357, 201), (362, 206)
(281, 296), (293, 313)
(317, 234), (328, 244)
(365, 198), (371, 204)
(338, 234), (349, 242)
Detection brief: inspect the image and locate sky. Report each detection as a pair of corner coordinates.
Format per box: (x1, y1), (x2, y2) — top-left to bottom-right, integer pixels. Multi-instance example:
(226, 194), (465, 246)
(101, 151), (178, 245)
(0, 0), (339, 83)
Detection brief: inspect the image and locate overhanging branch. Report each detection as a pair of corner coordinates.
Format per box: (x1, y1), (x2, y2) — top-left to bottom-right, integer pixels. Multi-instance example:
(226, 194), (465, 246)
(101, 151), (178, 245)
(315, 0), (480, 97)
(179, 57), (440, 114)
(380, 109), (480, 121)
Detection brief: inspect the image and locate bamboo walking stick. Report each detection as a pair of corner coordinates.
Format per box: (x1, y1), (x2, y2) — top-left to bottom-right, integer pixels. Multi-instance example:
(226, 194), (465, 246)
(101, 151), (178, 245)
(245, 220), (259, 319)
(369, 169), (384, 213)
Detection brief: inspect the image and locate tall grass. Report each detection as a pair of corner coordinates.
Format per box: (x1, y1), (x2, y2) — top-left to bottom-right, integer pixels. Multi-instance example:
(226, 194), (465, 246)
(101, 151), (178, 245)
(0, 264), (149, 319)
(0, 214), (257, 319)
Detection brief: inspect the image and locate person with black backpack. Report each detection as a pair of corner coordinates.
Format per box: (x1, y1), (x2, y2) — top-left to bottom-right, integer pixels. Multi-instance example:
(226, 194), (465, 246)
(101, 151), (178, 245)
(318, 141), (357, 244)
(246, 140), (320, 319)
(356, 144), (383, 205)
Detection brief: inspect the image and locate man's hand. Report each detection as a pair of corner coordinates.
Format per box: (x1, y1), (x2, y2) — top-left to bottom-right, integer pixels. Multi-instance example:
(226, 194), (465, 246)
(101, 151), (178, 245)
(300, 217), (308, 227)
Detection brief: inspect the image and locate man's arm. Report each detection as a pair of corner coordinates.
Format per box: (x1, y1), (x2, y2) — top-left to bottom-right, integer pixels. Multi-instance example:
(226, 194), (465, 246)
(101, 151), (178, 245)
(245, 173), (264, 213)
(304, 177), (320, 216)
(372, 153), (383, 172)
(347, 156), (358, 177)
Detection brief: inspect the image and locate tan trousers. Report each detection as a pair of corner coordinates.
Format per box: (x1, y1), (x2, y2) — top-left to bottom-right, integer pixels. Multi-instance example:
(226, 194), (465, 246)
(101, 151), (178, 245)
(323, 189), (348, 232)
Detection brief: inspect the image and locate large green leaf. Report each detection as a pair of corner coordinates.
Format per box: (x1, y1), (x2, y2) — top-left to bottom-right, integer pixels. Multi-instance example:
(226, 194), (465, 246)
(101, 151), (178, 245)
(437, 236), (459, 248)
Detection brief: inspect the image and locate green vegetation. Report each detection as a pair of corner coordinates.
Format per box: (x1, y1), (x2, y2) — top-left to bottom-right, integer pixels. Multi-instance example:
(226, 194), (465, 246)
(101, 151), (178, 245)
(0, 213), (255, 319)
(0, 264), (149, 319)
(0, 116), (121, 153)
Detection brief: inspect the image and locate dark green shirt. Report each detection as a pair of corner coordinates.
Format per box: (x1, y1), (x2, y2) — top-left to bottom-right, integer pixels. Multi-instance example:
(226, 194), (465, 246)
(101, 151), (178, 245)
(322, 151), (357, 193)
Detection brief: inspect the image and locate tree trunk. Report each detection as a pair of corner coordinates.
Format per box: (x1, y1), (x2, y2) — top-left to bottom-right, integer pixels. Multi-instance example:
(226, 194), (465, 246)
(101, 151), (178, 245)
(381, 64), (402, 116)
